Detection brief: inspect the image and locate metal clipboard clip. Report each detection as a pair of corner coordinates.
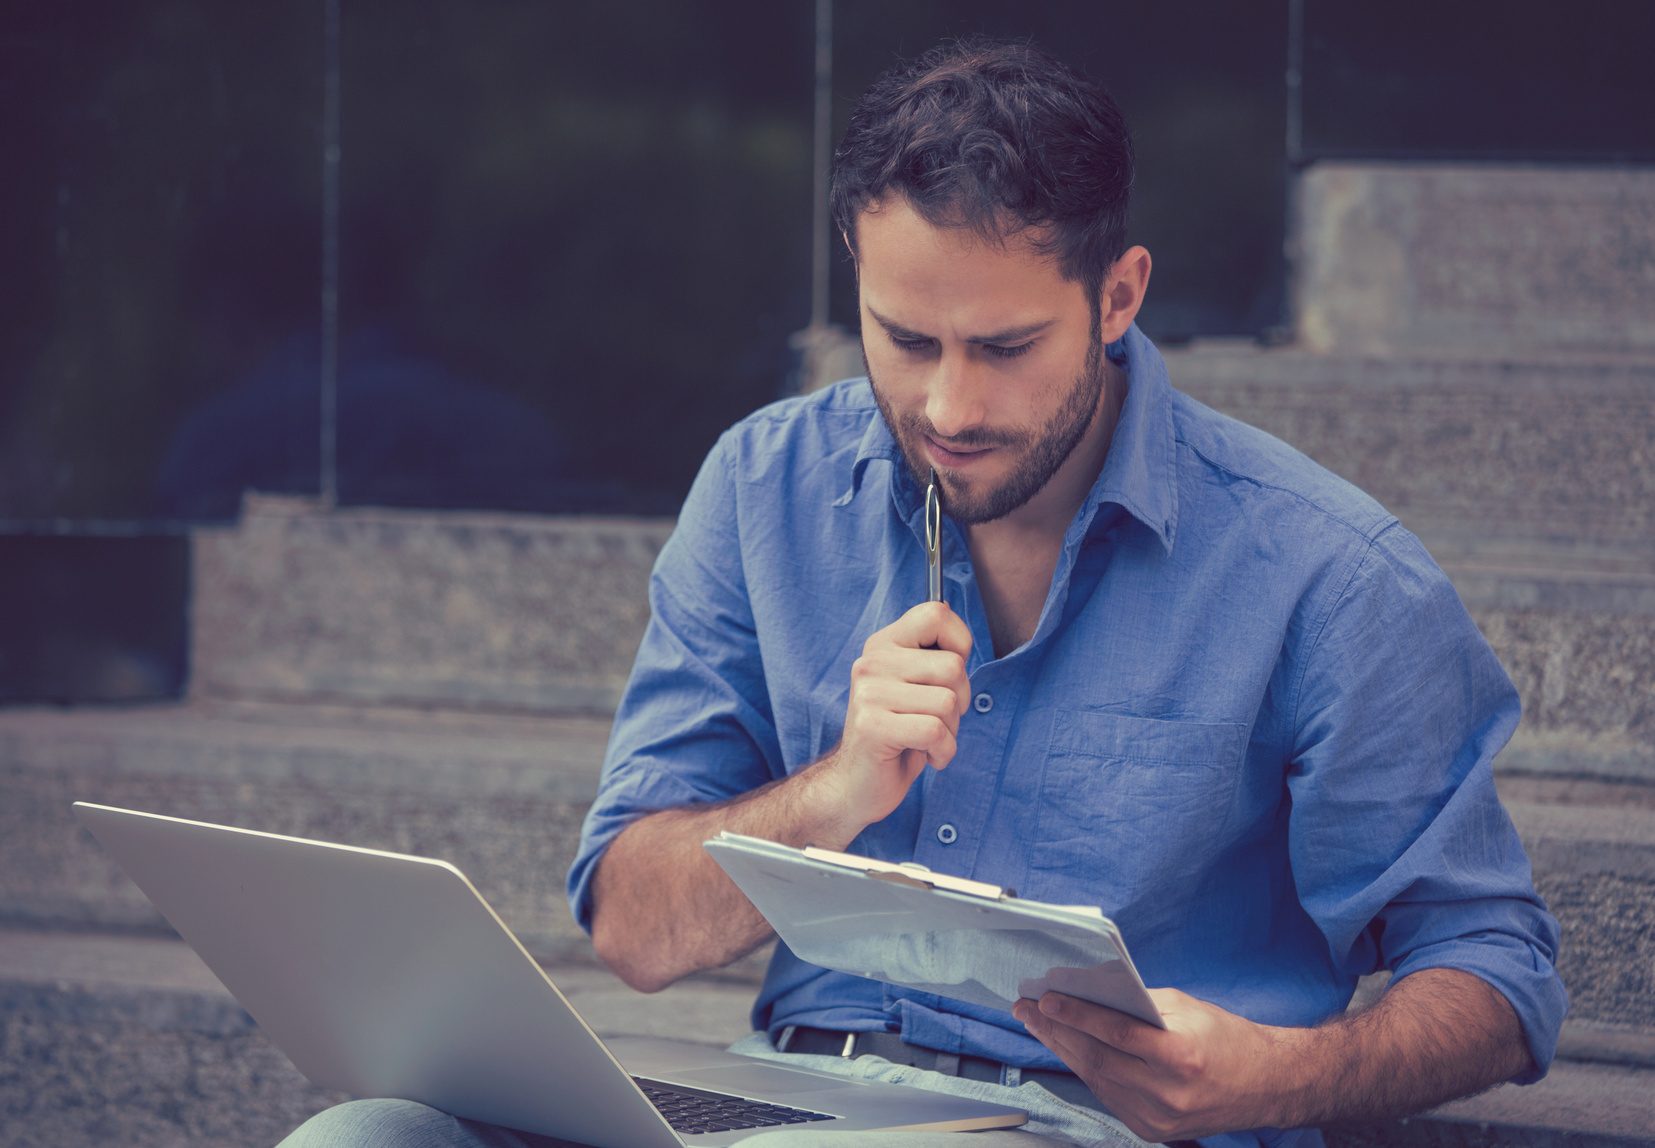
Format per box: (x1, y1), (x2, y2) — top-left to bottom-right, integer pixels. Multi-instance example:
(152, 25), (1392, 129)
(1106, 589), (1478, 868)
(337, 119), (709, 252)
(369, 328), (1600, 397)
(802, 846), (1016, 901)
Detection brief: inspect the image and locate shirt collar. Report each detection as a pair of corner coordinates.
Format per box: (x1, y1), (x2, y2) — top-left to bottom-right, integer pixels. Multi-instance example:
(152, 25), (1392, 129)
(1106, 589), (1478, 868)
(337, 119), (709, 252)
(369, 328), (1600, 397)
(834, 322), (1179, 554)
(1078, 322), (1179, 553)
(833, 404), (906, 508)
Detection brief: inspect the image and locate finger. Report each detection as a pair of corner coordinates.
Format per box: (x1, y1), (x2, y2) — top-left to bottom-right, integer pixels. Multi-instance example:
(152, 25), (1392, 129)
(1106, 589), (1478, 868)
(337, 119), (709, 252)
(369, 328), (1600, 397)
(1036, 992), (1157, 1057)
(852, 646), (969, 692)
(856, 711), (955, 768)
(878, 602), (973, 659)
(854, 648), (972, 714)
(1016, 998), (1148, 1070)
(852, 680), (964, 728)
(898, 747), (930, 782)
(1017, 1003), (1150, 1090)
(929, 604), (973, 661)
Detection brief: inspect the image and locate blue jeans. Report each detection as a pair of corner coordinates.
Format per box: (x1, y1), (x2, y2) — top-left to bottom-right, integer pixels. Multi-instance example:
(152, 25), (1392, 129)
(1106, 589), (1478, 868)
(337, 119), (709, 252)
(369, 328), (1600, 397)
(276, 1032), (1152, 1147)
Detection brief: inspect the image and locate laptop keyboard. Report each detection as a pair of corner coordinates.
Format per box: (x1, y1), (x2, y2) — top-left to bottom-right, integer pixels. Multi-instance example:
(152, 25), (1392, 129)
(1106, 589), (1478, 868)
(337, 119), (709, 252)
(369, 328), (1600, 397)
(634, 1076), (836, 1135)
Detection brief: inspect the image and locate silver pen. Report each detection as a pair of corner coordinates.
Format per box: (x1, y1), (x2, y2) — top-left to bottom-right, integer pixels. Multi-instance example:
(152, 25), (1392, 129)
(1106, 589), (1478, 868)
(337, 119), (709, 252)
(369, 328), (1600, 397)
(925, 467), (943, 604)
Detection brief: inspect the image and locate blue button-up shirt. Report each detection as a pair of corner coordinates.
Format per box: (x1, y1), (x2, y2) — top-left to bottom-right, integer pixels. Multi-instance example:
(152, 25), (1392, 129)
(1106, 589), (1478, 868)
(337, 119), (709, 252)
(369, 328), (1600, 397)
(568, 325), (1566, 1145)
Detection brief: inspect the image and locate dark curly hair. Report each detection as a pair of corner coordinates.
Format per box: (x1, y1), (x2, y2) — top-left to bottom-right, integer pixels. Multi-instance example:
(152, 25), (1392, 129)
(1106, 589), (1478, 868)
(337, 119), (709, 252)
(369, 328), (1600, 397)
(830, 37), (1134, 314)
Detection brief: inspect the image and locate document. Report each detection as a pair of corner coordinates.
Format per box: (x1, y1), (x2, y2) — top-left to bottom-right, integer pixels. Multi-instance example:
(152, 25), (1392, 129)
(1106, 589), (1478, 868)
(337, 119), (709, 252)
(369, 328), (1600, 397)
(704, 832), (1163, 1028)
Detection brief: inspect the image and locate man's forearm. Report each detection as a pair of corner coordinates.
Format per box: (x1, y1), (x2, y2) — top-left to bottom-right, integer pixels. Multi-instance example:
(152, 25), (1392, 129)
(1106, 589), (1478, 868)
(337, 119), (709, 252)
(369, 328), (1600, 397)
(588, 757), (863, 993)
(1275, 967), (1532, 1129)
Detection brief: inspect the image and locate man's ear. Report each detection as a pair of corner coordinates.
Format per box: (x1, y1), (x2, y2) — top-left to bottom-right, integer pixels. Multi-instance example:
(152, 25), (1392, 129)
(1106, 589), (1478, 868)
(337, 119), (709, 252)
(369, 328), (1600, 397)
(1097, 245), (1152, 344)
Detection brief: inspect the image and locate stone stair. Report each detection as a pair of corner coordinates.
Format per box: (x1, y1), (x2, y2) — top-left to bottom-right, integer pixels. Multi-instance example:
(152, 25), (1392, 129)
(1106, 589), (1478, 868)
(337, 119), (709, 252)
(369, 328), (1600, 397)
(1, 699), (612, 958)
(0, 927), (757, 1148)
(4, 160), (1654, 1146)
(4, 491), (1651, 1144)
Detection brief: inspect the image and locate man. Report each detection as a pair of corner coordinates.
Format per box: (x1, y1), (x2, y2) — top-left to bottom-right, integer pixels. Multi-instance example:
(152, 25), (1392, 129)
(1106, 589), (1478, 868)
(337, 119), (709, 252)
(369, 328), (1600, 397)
(282, 37), (1565, 1148)
(574, 37), (1564, 1145)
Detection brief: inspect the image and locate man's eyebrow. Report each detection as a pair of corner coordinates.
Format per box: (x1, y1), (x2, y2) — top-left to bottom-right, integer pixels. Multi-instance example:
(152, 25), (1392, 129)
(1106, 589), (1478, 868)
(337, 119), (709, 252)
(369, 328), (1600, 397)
(866, 307), (1056, 345)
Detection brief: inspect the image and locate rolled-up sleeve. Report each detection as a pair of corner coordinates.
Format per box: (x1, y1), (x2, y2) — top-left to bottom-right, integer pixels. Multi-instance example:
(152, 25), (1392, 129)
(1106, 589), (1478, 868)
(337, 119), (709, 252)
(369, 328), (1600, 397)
(1287, 523), (1568, 1084)
(565, 432), (782, 934)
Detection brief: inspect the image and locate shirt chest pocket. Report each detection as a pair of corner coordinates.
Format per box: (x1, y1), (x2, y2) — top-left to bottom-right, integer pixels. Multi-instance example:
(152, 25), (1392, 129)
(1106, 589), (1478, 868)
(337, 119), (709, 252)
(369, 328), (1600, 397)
(1029, 710), (1246, 914)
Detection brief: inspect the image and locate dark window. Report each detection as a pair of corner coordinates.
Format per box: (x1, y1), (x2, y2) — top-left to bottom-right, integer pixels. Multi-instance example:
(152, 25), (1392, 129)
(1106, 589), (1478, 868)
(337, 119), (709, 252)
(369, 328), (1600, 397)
(1299, 0), (1655, 163)
(0, 4), (324, 526)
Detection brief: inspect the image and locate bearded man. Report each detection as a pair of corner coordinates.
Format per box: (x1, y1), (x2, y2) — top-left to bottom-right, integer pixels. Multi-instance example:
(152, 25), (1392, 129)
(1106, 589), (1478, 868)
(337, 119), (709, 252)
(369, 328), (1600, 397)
(283, 36), (1565, 1148)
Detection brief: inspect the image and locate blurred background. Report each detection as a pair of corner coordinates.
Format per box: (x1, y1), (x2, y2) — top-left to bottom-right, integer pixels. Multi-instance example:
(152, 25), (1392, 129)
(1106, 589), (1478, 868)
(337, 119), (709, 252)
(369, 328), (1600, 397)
(2, 2), (1653, 1145)
(7, 0), (1650, 705)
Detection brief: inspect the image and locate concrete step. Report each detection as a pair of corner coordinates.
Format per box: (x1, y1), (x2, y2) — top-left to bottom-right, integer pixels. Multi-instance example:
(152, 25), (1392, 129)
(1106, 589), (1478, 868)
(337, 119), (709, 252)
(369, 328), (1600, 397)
(1498, 778), (1655, 1039)
(1291, 163), (1655, 358)
(1166, 346), (1655, 562)
(0, 698), (612, 963)
(1433, 545), (1653, 788)
(1323, 1057), (1655, 1147)
(189, 495), (672, 718)
(3, 927), (1650, 1148)
(2, 701), (1652, 1036)
(190, 490), (1655, 787)
(0, 927), (754, 1148)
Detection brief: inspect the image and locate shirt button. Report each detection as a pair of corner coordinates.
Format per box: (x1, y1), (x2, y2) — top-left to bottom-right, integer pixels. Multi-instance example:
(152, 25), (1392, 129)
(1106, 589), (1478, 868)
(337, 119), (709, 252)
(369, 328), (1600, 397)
(936, 823), (959, 845)
(973, 692), (994, 714)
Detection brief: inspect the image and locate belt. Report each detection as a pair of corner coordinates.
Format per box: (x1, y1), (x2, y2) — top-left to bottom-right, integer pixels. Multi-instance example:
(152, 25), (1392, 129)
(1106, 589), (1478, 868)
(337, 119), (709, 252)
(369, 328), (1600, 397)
(776, 1025), (1106, 1113)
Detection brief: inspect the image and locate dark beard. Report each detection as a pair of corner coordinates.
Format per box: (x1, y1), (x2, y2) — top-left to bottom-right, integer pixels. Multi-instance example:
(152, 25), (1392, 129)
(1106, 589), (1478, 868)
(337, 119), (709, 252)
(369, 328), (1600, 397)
(866, 336), (1106, 525)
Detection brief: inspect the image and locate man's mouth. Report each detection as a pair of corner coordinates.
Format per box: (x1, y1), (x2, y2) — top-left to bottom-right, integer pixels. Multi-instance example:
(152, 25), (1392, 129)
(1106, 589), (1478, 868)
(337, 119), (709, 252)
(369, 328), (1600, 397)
(923, 435), (996, 468)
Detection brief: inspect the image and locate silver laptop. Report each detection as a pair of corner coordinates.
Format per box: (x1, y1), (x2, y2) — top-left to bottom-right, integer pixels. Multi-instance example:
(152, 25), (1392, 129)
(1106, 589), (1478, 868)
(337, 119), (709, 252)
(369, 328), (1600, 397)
(72, 802), (1026, 1147)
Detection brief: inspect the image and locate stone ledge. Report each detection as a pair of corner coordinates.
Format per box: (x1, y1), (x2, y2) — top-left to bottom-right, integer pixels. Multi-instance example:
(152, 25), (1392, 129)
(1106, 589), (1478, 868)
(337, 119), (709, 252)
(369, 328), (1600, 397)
(1291, 163), (1655, 357)
(1, 700), (1649, 1028)
(190, 494), (675, 717)
(1399, 1059), (1655, 1143)
(1429, 548), (1655, 619)
(1326, 1060), (1655, 1147)
(1506, 802), (1655, 878)
(1165, 347), (1655, 561)
(177, 493), (1655, 787)
(0, 697), (613, 797)
(5, 929), (1652, 1147)
(0, 701), (610, 962)
(0, 928), (756, 1047)
(11, 928), (1653, 1074)
(0, 927), (753, 1148)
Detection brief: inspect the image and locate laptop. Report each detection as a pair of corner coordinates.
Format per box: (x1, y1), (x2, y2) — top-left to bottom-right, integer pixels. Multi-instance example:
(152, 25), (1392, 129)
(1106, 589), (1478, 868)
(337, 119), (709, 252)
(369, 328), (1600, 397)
(72, 802), (1027, 1147)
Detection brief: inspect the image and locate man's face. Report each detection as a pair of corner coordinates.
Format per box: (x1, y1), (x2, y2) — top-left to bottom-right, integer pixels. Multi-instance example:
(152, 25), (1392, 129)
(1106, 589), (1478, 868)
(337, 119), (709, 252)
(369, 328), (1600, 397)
(855, 196), (1107, 526)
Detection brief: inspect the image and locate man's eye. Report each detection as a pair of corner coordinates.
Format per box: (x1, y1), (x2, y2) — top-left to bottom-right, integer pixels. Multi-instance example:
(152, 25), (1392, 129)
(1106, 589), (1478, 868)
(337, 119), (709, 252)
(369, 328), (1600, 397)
(984, 342), (1034, 360)
(891, 335), (933, 353)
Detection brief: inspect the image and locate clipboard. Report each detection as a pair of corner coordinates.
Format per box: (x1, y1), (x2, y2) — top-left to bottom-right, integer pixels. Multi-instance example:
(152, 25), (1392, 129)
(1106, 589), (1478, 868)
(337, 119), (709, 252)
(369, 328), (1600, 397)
(703, 832), (1164, 1028)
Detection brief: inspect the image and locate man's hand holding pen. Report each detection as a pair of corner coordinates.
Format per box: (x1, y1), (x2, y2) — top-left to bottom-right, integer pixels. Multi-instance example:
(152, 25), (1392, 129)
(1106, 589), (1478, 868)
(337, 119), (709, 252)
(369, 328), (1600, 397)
(807, 468), (969, 842)
(809, 601), (974, 843)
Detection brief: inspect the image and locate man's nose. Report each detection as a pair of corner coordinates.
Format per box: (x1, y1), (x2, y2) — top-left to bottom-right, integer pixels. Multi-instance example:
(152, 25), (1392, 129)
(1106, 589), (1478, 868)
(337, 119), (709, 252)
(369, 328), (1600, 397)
(924, 350), (987, 439)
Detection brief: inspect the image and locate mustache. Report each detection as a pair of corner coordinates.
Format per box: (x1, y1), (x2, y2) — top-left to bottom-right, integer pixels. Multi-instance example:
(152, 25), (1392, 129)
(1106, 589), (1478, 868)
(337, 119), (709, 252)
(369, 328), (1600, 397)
(897, 415), (1026, 452)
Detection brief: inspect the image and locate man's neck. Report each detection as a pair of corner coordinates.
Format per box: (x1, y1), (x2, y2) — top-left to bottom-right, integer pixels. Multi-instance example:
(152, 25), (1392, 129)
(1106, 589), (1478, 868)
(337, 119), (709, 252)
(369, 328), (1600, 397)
(963, 360), (1126, 657)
